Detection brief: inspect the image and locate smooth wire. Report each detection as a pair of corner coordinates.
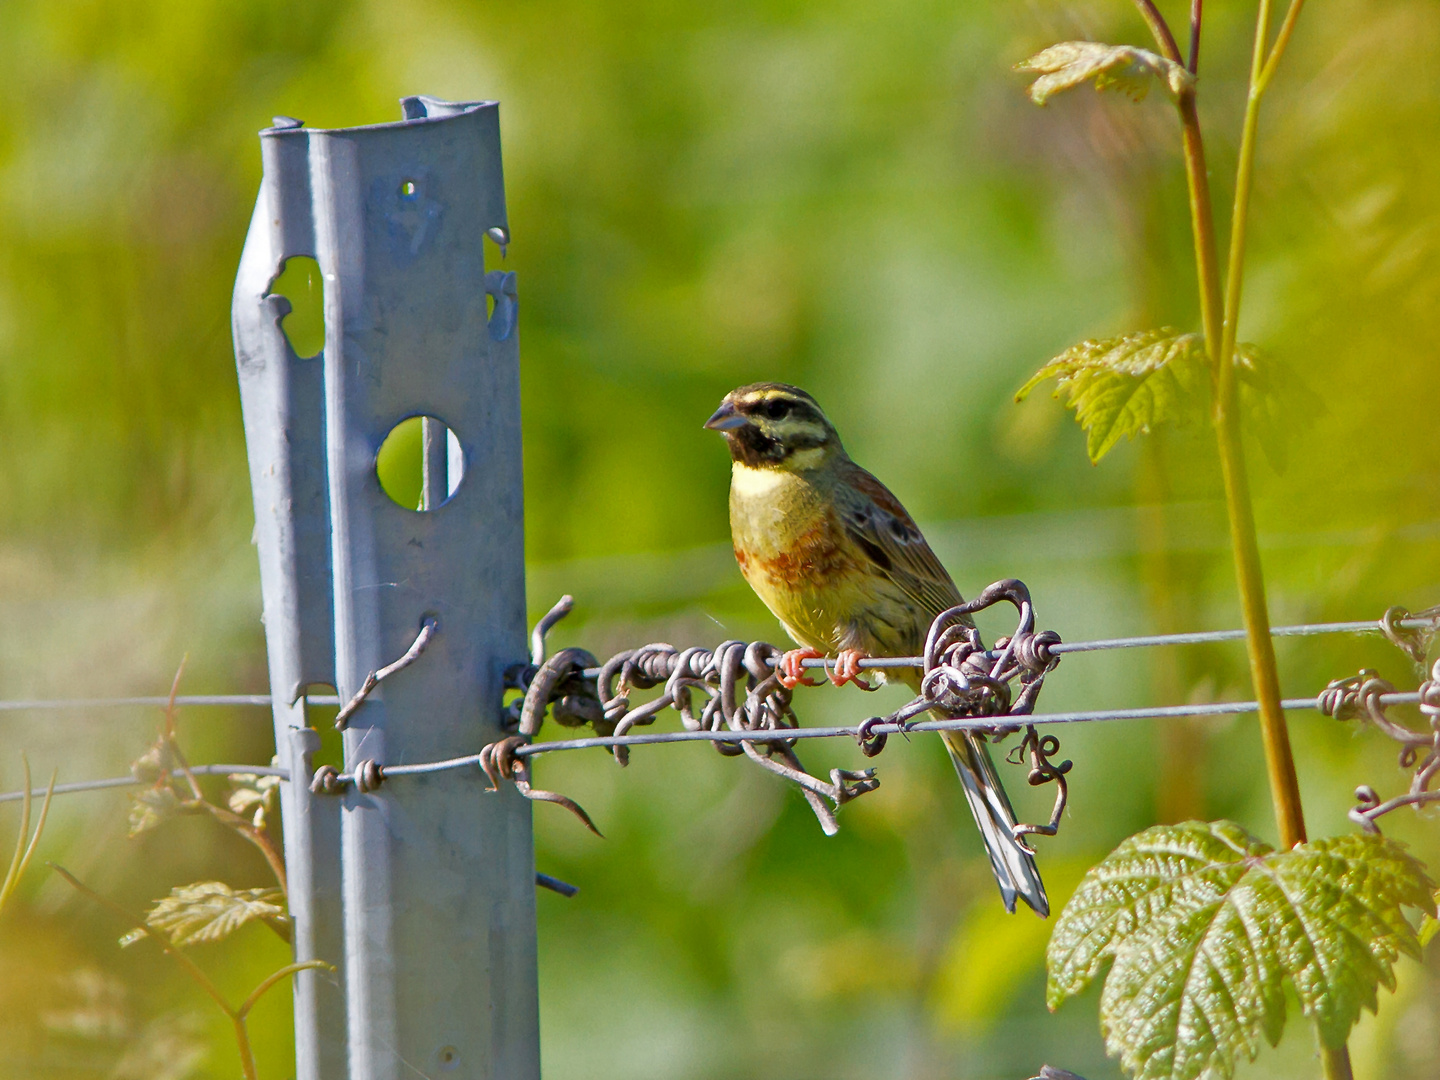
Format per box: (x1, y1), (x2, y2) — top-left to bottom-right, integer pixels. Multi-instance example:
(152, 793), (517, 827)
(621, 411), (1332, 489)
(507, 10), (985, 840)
(0, 695), (342, 712)
(0, 764), (290, 804)
(3, 694), (1419, 802)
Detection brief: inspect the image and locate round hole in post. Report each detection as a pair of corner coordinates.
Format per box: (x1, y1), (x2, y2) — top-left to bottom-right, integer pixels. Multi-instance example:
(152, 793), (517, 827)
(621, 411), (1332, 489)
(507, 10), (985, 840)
(376, 416), (465, 511)
(436, 1046), (460, 1072)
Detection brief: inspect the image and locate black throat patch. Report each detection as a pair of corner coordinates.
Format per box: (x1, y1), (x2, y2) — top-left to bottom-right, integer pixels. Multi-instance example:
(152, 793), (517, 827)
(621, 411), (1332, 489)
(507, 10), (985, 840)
(726, 424), (787, 467)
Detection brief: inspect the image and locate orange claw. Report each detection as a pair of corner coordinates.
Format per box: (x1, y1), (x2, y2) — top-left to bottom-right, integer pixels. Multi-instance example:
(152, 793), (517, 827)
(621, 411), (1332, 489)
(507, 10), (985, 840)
(778, 647), (824, 688)
(830, 649), (874, 691)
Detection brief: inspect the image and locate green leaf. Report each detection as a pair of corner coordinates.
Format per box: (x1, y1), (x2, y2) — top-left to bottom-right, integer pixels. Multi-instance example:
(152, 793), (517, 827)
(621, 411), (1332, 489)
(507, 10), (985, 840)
(1015, 328), (1208, 462)
(126, 881), (288, 948)
(1017, 330), (1322, 467)
(1016, 42), (1194, 106)
(1048, 823), (1435, 1080)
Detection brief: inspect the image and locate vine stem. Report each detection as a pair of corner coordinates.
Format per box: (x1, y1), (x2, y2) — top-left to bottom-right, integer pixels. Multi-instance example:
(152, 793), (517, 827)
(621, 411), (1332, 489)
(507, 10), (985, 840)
(1140, 0), (1345, 1072)
(1322, 1045), (1356, 1080)
(1214, 0), (1313, 853)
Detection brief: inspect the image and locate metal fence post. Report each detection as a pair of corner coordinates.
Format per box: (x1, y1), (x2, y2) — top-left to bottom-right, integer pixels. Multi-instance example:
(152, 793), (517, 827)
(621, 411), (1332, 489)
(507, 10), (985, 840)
(233, 97), (537, 1080)
(233, 118), (348, 1080)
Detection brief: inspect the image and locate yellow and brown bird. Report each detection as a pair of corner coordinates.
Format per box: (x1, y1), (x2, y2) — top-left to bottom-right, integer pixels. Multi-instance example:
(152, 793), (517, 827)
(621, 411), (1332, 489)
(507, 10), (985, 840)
(705, 381), (1048, 916)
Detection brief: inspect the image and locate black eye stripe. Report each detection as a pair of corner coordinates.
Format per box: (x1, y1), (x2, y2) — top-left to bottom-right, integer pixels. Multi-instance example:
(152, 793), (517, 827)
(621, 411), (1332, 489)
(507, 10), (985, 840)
(744, 396), (820, 422)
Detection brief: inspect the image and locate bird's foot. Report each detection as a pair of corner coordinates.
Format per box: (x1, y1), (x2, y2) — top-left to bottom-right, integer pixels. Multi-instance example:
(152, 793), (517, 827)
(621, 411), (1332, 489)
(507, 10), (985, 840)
(828, 648), (875, 691)
(778, 647), (824, 688)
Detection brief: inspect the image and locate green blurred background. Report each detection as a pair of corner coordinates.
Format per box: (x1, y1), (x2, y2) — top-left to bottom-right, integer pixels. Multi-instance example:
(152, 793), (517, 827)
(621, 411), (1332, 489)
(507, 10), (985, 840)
(0, 0), (1437, 1077)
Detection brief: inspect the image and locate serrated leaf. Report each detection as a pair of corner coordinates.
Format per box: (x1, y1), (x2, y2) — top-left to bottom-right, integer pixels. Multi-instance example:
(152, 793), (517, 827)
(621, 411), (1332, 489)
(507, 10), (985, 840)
(1016, 330), (1317, 466)
(1048, 822), (1435, 1080)
(1016, 42), (1194, 106)
(1016, 328), (1208, 462)
(139, 881), (288, 947)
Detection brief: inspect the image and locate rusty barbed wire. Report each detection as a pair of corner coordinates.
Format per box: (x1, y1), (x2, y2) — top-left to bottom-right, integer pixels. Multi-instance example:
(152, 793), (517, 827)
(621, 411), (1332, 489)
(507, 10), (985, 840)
(0, 612), (1433, 715)
(333, 617), (439, 731)
(476, 579), (1064, 837)
(1321, 641), (1440, 832)
(1381, 603), (1440, 672)
(8, 596), (1437, 851)
(6, 694), (1428, 802)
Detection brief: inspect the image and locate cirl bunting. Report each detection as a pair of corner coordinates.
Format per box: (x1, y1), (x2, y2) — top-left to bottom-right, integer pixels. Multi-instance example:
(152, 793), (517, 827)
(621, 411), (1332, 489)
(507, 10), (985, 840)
(705, 382), (1048, 916)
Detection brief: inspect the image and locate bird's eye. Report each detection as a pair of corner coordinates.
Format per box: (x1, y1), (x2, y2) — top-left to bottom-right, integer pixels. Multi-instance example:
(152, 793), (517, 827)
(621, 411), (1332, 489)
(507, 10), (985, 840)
(764, 399), (791, 420)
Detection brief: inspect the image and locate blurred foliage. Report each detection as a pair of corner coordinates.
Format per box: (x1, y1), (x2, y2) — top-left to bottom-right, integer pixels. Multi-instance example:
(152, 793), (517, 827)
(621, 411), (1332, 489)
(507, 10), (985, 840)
(0, 0), (1437, 1078)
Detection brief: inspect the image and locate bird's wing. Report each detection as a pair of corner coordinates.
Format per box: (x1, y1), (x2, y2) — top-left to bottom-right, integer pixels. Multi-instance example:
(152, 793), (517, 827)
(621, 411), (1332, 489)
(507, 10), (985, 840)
(833, 462), (966, 622)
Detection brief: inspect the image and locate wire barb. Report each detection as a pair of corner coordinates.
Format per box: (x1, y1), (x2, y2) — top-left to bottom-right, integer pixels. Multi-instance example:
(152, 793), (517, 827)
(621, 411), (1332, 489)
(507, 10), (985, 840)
(484, 581), (1063, 837)
(1323, 661), (1440, 832)
(480, 735), (602, 836)
(1381, 603), (1440, 671)
(333, 618), (438, 731)
(1009, 728), (1072, 851)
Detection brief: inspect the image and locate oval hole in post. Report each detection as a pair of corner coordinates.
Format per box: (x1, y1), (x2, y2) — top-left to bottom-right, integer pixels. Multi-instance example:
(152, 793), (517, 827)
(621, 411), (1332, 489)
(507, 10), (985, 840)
(376, 416), (465, 511)
(267, 255), (326, 359)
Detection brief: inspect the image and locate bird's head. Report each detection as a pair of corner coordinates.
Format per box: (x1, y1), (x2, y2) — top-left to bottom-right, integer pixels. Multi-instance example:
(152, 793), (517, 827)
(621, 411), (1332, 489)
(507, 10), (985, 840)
(703, 382), (843, 472)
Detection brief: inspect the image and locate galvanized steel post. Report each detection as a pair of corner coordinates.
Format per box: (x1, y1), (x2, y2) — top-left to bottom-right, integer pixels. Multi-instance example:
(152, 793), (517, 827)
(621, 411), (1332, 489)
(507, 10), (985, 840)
(232, 97), (537, 1080)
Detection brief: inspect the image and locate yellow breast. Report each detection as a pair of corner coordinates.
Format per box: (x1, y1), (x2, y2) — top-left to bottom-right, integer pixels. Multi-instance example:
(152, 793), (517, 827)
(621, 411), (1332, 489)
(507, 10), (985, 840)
(728, 462), (864, 652)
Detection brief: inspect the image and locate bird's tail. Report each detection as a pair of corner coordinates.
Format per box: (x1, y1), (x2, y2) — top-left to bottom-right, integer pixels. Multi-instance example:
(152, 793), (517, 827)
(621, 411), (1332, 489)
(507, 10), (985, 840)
(940, 728), (1049, 917)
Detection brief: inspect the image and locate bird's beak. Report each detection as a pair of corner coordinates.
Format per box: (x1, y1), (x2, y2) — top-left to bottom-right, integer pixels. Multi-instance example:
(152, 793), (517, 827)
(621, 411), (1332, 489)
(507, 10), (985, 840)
(703, 401), (747, 432)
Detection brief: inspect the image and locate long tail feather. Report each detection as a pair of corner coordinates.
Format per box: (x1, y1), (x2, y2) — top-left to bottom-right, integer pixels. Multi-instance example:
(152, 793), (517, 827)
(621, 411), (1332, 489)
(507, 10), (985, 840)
(940, 728), (1049, 917)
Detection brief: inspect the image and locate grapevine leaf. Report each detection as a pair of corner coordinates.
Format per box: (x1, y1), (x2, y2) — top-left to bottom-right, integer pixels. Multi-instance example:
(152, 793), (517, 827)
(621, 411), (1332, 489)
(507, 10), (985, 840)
(1015, 328), (1208, 462)
(124, 881), (289, 948)
(1016, 42), (1194, 106)
(1048, 822), (1435, 1080)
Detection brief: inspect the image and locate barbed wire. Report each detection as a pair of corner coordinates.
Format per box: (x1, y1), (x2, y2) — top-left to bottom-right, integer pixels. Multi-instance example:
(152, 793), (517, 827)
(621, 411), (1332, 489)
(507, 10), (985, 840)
(3, 595), (1435, 839)
(1319, 661), (1440, 832)
(303, 588), (1439, 841)
(4, 691), (1425, 806)
(0, 611), (1429, 714)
